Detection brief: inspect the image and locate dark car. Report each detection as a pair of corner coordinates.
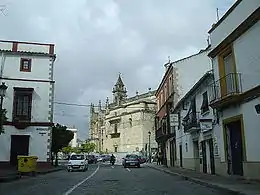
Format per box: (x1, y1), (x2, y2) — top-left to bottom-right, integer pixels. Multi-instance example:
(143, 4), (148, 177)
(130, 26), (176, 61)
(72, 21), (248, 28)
(86, 155), (97, 164)
(122, 154), (141, 168)
(138, 156), (148, 164)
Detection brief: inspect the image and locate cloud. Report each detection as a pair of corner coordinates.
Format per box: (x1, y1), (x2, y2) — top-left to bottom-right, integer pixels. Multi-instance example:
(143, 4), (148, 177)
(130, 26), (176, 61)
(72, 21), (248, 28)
(0, 0), (235, 139)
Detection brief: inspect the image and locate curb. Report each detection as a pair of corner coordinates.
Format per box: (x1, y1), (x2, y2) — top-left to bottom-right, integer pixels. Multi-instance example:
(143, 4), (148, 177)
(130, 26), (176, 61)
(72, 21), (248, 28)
(36, 167), (64, 175)
(0, 167), (64, 183)
(148, 165), (244, 195)
(0, 174), (21, 183)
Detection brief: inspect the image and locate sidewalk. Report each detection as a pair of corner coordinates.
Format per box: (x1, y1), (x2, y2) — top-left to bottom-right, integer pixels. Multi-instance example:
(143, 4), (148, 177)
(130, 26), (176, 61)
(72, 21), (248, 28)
(147, 163), (260, 195)
(0, 166), (64, 183)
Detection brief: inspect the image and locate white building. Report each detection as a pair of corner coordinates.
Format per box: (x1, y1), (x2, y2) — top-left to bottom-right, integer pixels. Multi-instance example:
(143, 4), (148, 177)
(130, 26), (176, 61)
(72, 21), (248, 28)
(156, 47), (212, 167)
(0, 40), (56, 168)
(172, 72), (218, 174)
(208, 1), (260, 179)
(68, 127), (78, 148)
(173, 47), (212, 101)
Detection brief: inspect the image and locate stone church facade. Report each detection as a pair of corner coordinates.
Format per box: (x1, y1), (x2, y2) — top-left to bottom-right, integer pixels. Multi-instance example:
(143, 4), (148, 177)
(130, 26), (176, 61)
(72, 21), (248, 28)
(89, 75), (158, 154)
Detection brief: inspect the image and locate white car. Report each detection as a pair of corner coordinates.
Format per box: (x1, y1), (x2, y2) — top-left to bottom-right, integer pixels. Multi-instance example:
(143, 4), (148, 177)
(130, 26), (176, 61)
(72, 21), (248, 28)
(67, 154), (88, 172)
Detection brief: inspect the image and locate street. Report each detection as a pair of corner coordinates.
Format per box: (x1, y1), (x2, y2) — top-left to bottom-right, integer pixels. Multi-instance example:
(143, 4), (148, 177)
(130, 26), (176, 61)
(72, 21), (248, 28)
(0, 163), (231, 195)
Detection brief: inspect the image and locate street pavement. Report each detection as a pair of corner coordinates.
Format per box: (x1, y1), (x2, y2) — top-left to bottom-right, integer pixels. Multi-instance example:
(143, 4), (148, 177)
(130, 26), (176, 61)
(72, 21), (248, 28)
(0, 163), (232, 195)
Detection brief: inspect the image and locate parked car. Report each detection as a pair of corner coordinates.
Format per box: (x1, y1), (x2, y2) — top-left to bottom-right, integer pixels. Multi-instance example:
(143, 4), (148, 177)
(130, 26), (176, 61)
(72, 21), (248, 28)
(100, 154), (111, 162)
(122, 154), (141, 168)
(67, 154), (88, 172)
(138, 156), (148, 164)
(86, 155), (97, 164)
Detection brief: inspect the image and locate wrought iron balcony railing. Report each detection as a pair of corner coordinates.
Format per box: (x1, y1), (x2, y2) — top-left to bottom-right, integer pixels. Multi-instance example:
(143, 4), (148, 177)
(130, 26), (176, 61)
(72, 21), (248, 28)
(183, 112), (200, 132)
(209, 73), (242, 103)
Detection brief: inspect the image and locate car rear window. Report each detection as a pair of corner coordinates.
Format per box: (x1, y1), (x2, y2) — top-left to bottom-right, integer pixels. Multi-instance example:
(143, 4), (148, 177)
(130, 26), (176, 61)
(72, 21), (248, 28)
(70, 155), (84, 160)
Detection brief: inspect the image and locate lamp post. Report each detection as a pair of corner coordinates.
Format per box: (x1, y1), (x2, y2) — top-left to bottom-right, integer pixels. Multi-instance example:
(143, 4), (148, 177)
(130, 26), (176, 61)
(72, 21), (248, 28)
(0, 82), (8, 133)
(148, 131), (151, 163)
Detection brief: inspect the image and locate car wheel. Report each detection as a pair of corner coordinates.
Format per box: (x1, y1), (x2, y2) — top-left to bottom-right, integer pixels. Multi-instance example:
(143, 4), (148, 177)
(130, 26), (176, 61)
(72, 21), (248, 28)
(137, 164), (140, 168)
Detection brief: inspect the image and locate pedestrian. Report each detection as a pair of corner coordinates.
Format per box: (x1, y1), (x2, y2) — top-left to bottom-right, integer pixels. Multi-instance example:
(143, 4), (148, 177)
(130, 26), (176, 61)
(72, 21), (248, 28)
(157, 152), (161, 165)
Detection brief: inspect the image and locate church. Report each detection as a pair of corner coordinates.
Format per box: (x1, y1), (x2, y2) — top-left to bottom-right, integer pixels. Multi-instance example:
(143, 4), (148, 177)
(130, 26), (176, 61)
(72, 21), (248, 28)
(89, 74), (158, 155)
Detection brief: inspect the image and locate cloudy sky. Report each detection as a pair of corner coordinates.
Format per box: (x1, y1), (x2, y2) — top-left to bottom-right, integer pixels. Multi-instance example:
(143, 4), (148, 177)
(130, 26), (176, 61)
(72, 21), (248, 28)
(0, 0), (235, 140)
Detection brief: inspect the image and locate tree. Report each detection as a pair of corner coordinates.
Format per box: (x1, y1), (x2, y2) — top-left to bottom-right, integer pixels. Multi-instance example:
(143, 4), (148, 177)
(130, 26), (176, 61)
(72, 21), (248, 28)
(81, 141), (96, 154)
(61, 146), (73, 154)
(0, 109), (7, 135)
(51, 123), (74, 166)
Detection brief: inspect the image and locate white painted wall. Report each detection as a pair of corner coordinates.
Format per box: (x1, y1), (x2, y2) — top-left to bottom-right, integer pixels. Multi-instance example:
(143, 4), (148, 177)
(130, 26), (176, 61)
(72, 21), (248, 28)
(174, 74), (216, 168)
(0, 42), (54, 163)
(173, 50), (212, 101)
(210, 1), (260, 49)
(211, 21), (260, 94)
(0, 126), (50, 162)
(216, 98), (260, 162)
(2, 55), (51, 81)
(233, 21), (260, 91)
(3, 80), (51, 122)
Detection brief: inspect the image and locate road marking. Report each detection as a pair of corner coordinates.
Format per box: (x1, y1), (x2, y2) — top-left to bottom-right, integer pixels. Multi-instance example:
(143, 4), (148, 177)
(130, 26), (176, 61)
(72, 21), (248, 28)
(63, 165), (100, 195)
(126, 168), (131, 172)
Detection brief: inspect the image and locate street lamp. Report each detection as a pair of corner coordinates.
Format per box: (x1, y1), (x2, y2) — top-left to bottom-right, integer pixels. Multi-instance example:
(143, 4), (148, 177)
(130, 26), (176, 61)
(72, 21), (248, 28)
(0, 82), (8, 133)
(148, 131), (151, 163)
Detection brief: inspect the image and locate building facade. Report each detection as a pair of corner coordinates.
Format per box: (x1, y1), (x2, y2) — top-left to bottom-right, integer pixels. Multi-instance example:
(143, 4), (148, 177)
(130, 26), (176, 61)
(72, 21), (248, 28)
(173, 72), (218, 174)
(208, 0), (260, 179)
(155, 47), (212, 166)
(89, 75), (157, 154)
(155, 61), (178, 166)
(0, 40), (56, 167)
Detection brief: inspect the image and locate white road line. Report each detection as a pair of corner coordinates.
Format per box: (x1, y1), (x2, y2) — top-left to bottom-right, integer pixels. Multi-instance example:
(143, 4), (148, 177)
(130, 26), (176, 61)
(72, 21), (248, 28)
(126, 168), (131, 172)
(63, 165), (100, 195)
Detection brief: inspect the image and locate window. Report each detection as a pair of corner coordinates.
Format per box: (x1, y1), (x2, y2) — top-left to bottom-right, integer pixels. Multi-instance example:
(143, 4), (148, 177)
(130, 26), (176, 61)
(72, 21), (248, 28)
(70, 155), (84, 160)
(201, 91), (209, 114)
(169, 77), (172, 95)
(218, 47), (237, 97)
(129, 118), (132, 127)
(178, 112), (181, 129)
(114, 123), (118, 133)
(13, 88), (33, 122)
(20, 58), (32, 72)
(164, 85), (167, 100)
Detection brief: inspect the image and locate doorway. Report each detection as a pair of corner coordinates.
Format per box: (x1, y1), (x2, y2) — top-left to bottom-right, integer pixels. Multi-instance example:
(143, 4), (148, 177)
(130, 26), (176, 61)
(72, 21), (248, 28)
(201, 141), (207, 173)
(169, 140), (175, 167)
(10, 135), (30, 166)
(179, 144), (183, 167)
(225, 119), (244, 176)
(209, 138), (216, 174)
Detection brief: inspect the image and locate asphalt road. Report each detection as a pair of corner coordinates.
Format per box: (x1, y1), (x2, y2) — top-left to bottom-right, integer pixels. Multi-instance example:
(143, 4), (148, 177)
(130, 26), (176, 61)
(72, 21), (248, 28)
(0, 163), (231, 195)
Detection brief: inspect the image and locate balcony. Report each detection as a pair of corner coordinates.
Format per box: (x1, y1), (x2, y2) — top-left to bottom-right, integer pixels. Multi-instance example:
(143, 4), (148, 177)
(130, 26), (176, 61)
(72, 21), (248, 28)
(110, 132), (120, 138)
(183, 112), (200, 133)
(209, 73), (242, 108)
(156, 127), (163, 139)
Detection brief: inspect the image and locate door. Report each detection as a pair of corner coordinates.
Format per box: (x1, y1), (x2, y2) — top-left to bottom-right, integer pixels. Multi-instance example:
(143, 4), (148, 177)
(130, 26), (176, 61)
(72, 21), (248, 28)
(179, 144), (183, 167)
(169, 140), (174, 167)
(228, 120), (244, 176)
(10, 135), (30, 166)
(219, 50), (237, 97)
(201, 141), (207, 173)
(209, 138), (216, 174)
